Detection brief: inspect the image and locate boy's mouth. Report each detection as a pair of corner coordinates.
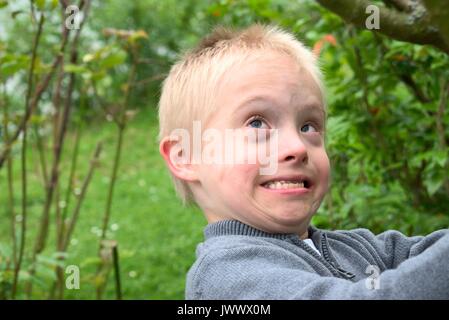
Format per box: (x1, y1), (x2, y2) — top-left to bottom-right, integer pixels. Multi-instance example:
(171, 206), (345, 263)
(260, 175), (312, 190)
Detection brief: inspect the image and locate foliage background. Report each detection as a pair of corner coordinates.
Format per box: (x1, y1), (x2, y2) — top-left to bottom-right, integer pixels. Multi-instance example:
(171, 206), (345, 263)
(0, 0), (448, 299)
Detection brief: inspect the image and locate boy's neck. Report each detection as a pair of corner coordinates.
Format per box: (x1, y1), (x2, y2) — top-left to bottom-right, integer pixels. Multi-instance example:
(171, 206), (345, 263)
(299, 229), (309, 240)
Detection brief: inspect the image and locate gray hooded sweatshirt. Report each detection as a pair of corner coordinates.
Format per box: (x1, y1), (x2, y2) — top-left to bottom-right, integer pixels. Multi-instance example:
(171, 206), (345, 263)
(185, 220), (449, 299)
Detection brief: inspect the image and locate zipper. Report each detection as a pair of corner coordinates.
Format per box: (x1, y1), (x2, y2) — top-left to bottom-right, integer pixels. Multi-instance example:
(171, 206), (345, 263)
(290, 236), (349, 280)
(320, 233), (356, 280)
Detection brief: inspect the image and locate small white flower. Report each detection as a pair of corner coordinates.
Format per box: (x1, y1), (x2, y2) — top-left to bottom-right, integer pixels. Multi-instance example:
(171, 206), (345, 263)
(138, 179), (146, 187)
(148, 186), (157, 194)
(74, 188), (82, 196)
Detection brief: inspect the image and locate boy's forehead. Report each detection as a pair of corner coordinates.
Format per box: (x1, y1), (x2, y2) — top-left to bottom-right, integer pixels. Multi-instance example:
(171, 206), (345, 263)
(219, 51), (319, 93)
(216, 58), (323, 112)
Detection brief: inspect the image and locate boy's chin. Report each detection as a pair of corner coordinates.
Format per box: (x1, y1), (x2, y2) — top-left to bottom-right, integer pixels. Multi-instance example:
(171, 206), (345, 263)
(253, 215), (312, 235)
(253, 206), (313, 225)
(275, 211), (312, 224)
(255, 198), (313, 215)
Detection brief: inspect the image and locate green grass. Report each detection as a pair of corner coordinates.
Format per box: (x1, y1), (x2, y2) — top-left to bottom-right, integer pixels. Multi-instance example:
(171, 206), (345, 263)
(0, 107), (206, 299)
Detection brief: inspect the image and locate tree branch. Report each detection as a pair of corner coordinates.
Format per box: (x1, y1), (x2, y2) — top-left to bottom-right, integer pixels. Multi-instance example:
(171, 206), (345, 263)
(382, 0), (412, 12)
(315, 0), (449, 54)
(421, 0), (449, 50)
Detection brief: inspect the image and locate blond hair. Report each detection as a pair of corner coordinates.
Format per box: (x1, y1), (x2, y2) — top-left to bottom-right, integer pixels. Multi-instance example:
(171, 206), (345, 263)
(158, 24), (324, 206)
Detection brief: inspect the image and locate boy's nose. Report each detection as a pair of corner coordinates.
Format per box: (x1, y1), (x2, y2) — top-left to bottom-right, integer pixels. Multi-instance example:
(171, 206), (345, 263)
(278, 130), (308, 165)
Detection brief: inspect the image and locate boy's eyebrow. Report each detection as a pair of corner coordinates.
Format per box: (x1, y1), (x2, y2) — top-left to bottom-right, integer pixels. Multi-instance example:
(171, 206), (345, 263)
(232, 96), (279, 120)
(298, 104), (326, 119)
(234, 95), (325, 118)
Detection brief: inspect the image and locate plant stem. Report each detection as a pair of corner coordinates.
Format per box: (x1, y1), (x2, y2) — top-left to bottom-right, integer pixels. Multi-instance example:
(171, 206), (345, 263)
(112, 243), (122, 300)
(58, 124), (81, 248)
(100, 45), (138, 241)
(13, 11), (45, 300)
(34, 123), (49, 189)
(63, 142), (102, 251)
(100, 127), (124, 241)
(51, 141), (102, 299)
(2, 82), (17, 283)
(96, 44), (138, 300)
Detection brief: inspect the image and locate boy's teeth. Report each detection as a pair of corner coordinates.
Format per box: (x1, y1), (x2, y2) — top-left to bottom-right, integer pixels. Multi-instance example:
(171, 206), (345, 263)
(264, 180), (304, 189)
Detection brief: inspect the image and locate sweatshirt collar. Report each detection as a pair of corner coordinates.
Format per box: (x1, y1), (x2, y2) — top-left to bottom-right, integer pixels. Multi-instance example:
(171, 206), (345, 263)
(204, 219), (320, 242)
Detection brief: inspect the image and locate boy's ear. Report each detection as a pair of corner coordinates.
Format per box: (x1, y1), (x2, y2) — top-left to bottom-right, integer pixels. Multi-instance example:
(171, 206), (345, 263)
(159, 136), (198, 182)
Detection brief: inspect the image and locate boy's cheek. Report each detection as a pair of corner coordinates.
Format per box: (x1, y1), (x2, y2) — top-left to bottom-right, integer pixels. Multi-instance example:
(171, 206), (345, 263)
(214, 164), (260, 192)
(317, 162), (331, 194)
(202, 163), (243, 186)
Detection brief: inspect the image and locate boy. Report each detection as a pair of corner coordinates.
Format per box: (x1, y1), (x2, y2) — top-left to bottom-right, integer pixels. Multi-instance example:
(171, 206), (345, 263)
(158, 24), (449, 299)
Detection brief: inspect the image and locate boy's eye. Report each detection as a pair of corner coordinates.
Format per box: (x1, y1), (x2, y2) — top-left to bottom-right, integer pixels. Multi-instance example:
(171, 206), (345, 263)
(247, 116), (269, 129)
(301, 123), (318, 133)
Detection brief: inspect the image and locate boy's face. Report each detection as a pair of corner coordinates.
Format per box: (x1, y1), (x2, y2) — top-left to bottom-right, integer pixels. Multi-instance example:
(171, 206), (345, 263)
(190, 51), (330, 237)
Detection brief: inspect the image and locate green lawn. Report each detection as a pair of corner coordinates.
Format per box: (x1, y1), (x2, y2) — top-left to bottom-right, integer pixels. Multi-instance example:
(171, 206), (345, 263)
(0, 107), (206, 299)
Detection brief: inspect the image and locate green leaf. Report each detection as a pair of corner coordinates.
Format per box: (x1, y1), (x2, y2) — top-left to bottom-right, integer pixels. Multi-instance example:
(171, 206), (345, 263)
(433, 149), (448, 168)
(0, 54), (29, 77)
(64, 63), (88, 74)
(80, 256), (102, 268)
(33, 0), (57, 11)
(35, 264), (57, 281)
(89, 70), (107, 81)
(30, 114), (45, 124)
(18, 270), (31, 281)
(127, 30), (149, 45)
(0, 0), (8, 9)
(36, 254), (65, 268)
(424, 173), (444, 196)
(98, 50), (127, 69)
(33, 57), (52, 74)
(30, 274), (48, 289)
(82, 53), (95, 63)
(34, 0), (46, 10)
(0, 269), (14, 282)
(0, 243), (12, 257)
